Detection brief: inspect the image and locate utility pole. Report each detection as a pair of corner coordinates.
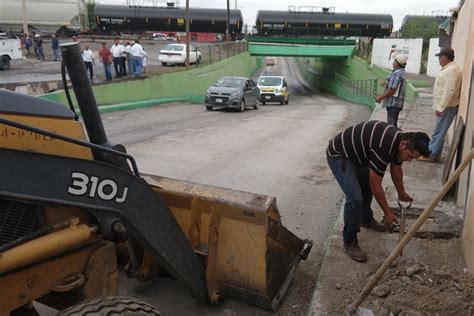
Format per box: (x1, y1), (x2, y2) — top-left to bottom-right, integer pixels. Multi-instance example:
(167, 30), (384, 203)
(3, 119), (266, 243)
(185, 0), (190, 68)
(21, 0), (28, 34)
(234, 0), (237, 10)
(226, 0), (230, 42)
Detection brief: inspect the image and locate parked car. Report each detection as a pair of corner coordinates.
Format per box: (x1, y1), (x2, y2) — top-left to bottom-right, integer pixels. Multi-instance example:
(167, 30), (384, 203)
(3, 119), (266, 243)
(257, 76), (289, 105)
(205, 76), (259, 112)
(158, 43), (202, 66)
(153, 33), (168, 40)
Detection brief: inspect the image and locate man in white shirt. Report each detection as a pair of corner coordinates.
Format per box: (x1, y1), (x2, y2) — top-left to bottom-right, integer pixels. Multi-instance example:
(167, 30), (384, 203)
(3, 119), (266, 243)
(110, 38), (125, 77)
(131, 40), (145, 78)
(81, 45), (95, 81)
(418, 47), (462, 162)
(125, 41), (133, 75)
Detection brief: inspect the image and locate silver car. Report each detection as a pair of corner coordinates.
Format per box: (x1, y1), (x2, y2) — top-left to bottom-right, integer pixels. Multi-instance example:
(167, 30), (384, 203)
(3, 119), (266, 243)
(205, 77), (259, 112)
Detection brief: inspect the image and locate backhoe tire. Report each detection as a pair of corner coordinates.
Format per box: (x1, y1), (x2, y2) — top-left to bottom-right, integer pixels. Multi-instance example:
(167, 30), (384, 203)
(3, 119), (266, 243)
(58, 296), (160, 316)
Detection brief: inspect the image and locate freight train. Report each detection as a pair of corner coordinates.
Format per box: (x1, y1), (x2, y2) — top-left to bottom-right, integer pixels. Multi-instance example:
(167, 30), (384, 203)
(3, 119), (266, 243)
(95, 4), (243, 35)
(255, 9), (393, 38)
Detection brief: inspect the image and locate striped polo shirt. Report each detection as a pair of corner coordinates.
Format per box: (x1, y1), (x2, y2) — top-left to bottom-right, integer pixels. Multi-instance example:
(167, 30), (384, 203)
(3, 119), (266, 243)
(326, 120), (402, 176)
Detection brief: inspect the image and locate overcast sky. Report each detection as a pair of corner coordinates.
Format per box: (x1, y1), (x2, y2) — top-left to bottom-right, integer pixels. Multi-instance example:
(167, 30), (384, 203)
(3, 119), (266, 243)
(97, 0), (458, 30)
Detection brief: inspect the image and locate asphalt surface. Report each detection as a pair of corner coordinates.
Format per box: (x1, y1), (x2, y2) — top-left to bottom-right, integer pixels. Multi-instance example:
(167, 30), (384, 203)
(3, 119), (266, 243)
(92, 57), (372, 315)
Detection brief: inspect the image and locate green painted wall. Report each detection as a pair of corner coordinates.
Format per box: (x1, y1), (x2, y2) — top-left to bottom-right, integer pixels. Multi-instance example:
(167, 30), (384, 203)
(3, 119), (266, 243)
(301, 55), (424, 107)
(298, 57), (377, 109)
(42, 53), (254, 106)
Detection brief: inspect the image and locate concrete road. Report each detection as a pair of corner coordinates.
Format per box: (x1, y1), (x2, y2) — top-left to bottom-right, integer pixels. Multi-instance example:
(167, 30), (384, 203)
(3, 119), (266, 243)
(97, 57), (372, 315)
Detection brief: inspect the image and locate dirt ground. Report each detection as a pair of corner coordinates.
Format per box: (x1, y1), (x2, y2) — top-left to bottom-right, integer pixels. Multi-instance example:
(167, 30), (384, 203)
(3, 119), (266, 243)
(320, 235), (474, 315)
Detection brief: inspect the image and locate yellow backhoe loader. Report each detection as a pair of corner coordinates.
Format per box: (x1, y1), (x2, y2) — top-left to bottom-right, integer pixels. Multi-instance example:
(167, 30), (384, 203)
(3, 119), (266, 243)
(0, 42), (312, 315)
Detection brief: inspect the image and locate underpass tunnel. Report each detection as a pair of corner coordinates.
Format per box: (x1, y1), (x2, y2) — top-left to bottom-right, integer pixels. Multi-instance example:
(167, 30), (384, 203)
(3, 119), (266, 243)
(250, 51), (380, 109)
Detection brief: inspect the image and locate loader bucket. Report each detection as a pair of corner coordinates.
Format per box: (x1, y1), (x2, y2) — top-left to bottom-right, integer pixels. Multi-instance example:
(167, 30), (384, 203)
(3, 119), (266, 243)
(143, 174), (312, 311)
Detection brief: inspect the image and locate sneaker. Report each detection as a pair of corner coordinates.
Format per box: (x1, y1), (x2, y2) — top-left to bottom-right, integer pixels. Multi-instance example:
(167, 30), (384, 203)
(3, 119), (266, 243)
(360, 219), (386, 232)
(417, 156), (439, 162)
(343, 243), (367, 262)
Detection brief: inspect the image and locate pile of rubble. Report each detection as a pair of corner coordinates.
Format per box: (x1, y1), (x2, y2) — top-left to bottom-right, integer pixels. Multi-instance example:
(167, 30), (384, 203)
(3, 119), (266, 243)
(367, 258), (474, 315)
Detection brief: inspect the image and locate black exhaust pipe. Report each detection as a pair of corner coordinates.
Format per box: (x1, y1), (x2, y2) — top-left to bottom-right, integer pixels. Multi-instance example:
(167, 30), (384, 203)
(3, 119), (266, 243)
(60, 42), (129, 169)
(60, 42), (108, 147)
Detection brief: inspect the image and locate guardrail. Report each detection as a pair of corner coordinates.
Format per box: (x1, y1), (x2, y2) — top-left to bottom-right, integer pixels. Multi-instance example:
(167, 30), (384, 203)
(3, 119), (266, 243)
(334, 73), (377, 99)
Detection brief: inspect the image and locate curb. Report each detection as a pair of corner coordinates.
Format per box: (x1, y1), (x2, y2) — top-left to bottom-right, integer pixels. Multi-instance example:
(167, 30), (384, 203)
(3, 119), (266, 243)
(74, 97), (190, 116)
(307, 199), (345, 316)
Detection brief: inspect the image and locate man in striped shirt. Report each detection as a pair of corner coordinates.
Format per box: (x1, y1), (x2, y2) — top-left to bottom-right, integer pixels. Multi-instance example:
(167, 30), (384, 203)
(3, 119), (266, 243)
(327, 120), (430, 262)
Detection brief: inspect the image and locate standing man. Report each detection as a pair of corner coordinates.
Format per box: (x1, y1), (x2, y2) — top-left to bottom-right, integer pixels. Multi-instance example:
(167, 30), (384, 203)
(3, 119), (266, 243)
(51, 35), (60, 61)
(327, 121), (430, 262)
(99, 42), (113, 81)
(131, 40), (145, 78)
(418, 48), (462, 162)
(110, 38), (125, 77)
(82, 45), (95, 81)
(36, 35), (44, 61)
(125, 41), (133, 76)
(376, 54), (407, 127)
(25, 35), (32, 56)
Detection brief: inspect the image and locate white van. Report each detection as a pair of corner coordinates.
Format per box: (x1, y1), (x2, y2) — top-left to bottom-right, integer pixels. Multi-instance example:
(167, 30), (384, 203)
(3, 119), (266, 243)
(257, 75), (289, 105)
(0, 37), (23, 70)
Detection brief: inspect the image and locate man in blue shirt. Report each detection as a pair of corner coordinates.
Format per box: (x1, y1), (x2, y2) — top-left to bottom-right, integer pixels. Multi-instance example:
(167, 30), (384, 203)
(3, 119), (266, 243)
(376, 54), (407, 127)
(51, 35), (60, 61)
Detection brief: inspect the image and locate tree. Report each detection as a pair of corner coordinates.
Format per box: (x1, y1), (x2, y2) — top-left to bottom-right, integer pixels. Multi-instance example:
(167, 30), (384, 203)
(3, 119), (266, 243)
(400, 17), (440, 74)
(400, 17), (439, 43)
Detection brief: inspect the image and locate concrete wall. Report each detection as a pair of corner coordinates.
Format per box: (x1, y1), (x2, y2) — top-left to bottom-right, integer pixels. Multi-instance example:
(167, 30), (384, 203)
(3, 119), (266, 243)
(450, 0), (474, 273)
(372, 38), (423, 74)
(42, 53), (253, 106)
(427, 38), (442, 77)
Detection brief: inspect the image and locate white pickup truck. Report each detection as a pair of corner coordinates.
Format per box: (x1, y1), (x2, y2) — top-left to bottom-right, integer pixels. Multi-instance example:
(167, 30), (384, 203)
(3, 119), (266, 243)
(0, 37), (23, 70)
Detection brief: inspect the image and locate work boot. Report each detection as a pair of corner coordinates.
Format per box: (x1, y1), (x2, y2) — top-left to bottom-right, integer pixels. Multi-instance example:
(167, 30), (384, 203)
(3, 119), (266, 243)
(343, 242), (367, 262)
(360, 218), (387, 232)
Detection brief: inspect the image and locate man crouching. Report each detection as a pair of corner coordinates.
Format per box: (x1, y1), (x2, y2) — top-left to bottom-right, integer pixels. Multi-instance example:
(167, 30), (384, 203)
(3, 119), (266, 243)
(326, 120), (430, 262)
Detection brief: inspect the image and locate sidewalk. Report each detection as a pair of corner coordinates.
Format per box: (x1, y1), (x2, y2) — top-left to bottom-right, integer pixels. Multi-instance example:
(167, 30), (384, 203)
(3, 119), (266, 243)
(309, 91), (472, 315)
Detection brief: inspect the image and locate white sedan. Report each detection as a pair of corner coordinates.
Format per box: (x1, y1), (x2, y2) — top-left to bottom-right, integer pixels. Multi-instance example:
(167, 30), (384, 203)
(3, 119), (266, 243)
(158, 44), (202, 66)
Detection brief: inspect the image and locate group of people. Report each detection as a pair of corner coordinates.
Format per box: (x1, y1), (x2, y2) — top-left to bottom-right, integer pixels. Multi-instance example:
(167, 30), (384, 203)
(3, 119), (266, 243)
(21, 34), (149, 82)
(328, 47), (462, 262)
(94, 39), (148, 81)
(22, 33), (61, 62)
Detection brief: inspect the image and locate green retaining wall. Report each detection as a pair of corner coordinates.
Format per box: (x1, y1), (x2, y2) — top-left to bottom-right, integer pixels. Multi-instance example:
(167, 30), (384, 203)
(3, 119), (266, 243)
(299, 55), (424, 108)
(41, 53), (254, 106)
(298, 57), (377, 108)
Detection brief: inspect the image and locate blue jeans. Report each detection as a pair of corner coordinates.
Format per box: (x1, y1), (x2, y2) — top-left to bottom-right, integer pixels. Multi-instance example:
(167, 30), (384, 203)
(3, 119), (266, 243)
(327, 156), (374, 245)
(386, 107), (401, 127)
(103, 63), (112, 81)
(429, 106), (458, 159)
(53, 48), (60, 61)
(127, 55), (133, 75)
(37, 47), (44, 60)
(133, 56), (143, 77)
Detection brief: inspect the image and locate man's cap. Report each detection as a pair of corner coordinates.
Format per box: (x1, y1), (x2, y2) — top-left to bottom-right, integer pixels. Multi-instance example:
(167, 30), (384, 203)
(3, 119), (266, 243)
(435, 47), (455, 59)
(394, 54), (408, 66)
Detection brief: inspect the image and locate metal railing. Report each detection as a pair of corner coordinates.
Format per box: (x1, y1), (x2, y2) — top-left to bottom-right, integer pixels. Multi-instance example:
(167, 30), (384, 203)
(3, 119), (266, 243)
(334, 73), (377, 98)
(197, 41), (247, 67)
